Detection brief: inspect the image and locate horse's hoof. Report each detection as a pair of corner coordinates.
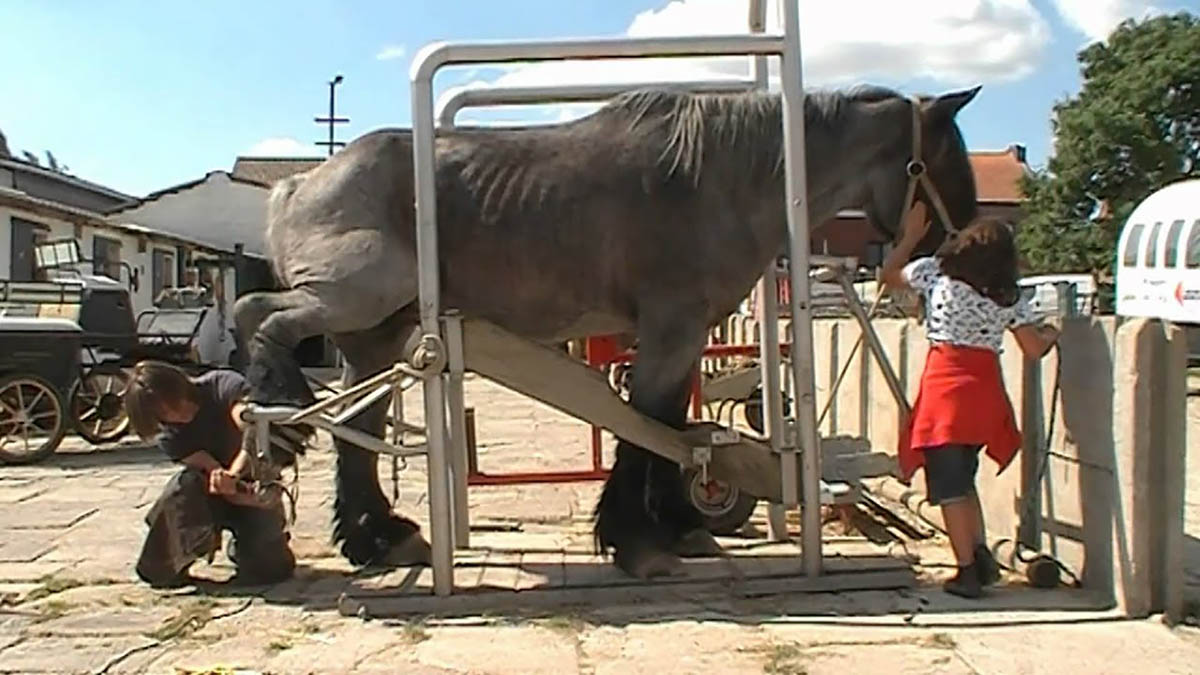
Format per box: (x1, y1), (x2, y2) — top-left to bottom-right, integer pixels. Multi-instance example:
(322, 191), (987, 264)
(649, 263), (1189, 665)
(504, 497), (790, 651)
(673, 528), (725, 558)
(246, 344), (316, 407)
(618, 548), (684, 579)
(382, 533), (432, 567)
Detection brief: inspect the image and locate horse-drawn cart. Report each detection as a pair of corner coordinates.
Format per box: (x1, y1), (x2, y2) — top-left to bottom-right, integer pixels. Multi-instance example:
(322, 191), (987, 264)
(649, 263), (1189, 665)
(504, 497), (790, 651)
(0, 239), (237, 461)
(0, 282), (84, 464)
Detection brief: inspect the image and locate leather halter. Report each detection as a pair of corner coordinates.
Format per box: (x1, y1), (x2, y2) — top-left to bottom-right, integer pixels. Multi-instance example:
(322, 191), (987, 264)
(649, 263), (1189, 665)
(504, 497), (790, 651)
(898, 96), (959, 238)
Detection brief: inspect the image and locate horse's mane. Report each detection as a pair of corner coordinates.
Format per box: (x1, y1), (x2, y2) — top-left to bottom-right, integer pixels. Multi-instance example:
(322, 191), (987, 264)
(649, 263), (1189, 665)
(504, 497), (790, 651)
(596, 83), (903, 185)
(455, 83), (903, 221)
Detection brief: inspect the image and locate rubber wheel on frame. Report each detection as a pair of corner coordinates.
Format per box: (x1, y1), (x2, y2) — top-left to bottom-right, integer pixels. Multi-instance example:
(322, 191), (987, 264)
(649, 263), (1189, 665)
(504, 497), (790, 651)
(0, 373), (68, 465)
(743, 385), (792, 435)
(682, 468), (758, 536)
(69, 365), (131, 445)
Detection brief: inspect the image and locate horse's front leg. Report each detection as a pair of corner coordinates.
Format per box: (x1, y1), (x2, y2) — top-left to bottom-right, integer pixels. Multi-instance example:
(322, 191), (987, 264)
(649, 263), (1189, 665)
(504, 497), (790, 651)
(593, 302), (724, 579)
(331, 324), (431, 568)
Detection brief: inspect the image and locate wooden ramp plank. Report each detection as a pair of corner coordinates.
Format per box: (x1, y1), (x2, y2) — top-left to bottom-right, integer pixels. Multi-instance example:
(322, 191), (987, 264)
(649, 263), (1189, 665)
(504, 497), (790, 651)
(338, 569), (916, 618)
(346, 552), (909, 599)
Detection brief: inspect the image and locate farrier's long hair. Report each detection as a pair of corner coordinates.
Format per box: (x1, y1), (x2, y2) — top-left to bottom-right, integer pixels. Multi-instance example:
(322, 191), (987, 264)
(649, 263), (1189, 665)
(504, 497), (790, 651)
(124, 360), (199, 440)
(935, 218), (1021, 307)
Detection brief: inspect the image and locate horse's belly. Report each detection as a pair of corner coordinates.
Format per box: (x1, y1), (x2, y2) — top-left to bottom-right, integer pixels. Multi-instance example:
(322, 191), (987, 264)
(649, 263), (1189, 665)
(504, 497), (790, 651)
(545, 311), (634, 341)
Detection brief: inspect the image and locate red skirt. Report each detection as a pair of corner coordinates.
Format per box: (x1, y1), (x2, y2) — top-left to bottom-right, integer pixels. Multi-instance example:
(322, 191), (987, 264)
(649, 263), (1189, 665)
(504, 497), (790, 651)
(897, 343), (1022, 483)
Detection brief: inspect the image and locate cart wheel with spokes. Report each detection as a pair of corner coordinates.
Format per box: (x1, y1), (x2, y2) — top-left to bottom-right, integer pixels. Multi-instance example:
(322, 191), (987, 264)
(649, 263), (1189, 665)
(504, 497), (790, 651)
(682, 467), (759, 536)
(0, 373), (68, 465)
(69, 365), (131, 445)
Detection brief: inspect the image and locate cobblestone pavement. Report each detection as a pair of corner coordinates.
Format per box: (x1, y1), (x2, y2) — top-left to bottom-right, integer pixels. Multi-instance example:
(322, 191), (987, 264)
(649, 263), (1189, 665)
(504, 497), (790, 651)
(1, 375), (1198, 674)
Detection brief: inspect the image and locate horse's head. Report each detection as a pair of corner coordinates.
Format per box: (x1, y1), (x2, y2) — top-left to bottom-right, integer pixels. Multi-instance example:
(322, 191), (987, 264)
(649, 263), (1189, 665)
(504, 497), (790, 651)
(861, 86), (981, 256)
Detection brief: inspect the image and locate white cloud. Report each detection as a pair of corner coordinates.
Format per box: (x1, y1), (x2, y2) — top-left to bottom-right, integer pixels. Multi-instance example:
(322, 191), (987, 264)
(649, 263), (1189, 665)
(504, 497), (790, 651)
(486, 1), (1050, 91)
(450, 0), (1051, 125)
(1050, 0), (1161, 43)
(376, 44), (407, 61)
(243, 137), (316, 157)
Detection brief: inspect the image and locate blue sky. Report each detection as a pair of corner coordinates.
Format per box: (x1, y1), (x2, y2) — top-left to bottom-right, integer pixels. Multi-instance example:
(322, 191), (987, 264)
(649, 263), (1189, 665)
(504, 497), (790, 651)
(2, 0), (1196, 197)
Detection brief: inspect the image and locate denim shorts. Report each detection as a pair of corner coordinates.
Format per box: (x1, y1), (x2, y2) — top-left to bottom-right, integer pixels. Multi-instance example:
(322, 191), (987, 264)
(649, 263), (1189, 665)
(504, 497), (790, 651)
(922, 444), (982, 506)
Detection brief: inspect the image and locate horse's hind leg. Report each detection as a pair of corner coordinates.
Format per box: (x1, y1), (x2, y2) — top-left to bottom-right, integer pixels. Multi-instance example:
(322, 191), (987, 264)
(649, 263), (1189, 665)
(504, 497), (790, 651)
(233, 288), (327, 407)
(593, 305), (723, 579)
(330, 313), (430, 568)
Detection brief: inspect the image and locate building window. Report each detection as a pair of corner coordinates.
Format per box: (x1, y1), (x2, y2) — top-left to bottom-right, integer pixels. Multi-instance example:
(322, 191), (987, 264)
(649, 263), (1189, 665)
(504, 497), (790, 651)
(1164, 219), (1185, 267)
(9, 218), (50, 282)
(1122, 223), (1145, 267)
(151, 249), (175, 299)
(92, 235), (122, 281)
(1186, 219), (1200, 269)
(1143, 221), (1162, 268)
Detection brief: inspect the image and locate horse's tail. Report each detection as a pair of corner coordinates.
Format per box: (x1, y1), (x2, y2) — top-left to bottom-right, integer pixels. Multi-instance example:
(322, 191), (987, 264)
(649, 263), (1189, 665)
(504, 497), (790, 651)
(264, 171), (309, 287)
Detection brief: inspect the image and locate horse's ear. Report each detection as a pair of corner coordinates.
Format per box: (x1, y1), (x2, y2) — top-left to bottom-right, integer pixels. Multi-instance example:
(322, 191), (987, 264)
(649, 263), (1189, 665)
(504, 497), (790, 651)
(926, 85), (981, 121)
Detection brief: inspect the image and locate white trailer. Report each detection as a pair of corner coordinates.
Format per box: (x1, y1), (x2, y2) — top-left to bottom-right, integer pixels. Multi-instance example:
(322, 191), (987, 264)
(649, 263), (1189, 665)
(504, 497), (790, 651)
(1115, 178), (1200, 325)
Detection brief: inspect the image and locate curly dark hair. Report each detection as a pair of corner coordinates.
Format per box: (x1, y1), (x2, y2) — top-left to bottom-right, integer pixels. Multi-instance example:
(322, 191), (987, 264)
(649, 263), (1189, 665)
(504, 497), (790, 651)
(934, 217), (1021, 307)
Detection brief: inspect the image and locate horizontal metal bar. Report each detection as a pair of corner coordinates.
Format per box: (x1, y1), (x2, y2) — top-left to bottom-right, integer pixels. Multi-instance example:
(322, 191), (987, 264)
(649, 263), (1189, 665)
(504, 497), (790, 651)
(286, 365), (411, 424)
(436, 78), (756, 127)
(468, 469), (611, 486)
(390, 420), (428, 436)
(331, 382), (395, 426)
(412, 33), (785, 83)
(244, 405), (305, 423)
(306, 415), (429, 458)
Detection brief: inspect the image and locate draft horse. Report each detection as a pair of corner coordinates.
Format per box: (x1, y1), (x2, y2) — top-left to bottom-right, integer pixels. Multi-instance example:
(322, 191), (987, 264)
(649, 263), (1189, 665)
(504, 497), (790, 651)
(235, 83), (982, 578)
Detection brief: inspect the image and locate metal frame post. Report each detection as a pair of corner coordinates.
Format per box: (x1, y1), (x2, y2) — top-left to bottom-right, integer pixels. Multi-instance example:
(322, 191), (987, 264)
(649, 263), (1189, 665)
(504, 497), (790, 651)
(747, 0), (793, 544)
(410, 68), (456, 596)
(777, 0), (823, 577)
(443, 311), (471, 548)
(411, 25), (814, 595)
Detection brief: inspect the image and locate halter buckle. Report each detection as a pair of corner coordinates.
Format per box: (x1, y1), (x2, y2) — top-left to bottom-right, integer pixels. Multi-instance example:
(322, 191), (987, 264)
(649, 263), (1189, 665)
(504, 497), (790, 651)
(906, 160), (926, 177)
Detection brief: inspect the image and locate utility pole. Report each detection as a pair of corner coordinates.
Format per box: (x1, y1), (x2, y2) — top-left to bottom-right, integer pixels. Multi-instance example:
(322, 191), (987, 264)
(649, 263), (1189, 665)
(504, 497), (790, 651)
(314, 74), (348, 156)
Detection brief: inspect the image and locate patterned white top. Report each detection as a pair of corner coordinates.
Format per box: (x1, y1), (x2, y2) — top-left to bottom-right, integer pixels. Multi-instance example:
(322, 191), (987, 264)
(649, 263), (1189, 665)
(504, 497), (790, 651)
(902, 256), (1036, 353)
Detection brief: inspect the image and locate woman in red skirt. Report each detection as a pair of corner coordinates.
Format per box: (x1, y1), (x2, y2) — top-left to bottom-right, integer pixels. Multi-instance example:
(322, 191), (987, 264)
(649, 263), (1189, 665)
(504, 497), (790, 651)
(881, 203), (1060, 598)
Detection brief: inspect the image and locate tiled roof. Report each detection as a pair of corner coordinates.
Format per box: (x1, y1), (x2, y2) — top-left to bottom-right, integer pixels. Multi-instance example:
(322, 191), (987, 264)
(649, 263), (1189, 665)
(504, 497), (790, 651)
(969, 145), (1029, 203)
(230, 157), (323, 186)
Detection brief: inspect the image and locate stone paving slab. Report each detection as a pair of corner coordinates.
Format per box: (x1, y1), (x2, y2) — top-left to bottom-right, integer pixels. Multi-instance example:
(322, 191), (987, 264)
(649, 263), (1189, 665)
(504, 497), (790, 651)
(0, 635), (162, 674)
(26, 606), (177, 638)
(31, 486), (144, 506)
(412, 625), (579, 675)
(2, 503), (97, 530)
(0, 561), (66, 583)
(0, 483), (44, 503)
(0, 535), (57, 563)
(948, 621), (1200, 675)
(0, 583), (42, 606)
(583, 621), (769, 674)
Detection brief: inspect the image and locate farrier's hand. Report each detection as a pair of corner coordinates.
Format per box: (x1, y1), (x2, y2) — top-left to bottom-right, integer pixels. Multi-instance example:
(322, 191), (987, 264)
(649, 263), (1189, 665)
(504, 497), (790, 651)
(208, 469), (238, 496)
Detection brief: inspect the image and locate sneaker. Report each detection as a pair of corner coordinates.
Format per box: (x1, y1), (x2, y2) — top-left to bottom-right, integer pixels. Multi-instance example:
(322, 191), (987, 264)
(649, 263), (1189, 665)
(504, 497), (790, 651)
(943, 562), (982, 599)
(975, 544), (1000, 586)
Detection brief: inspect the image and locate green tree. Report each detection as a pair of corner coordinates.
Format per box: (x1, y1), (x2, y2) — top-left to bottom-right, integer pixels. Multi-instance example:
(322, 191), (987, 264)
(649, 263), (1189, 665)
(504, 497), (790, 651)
(1017, 12), (1200, 296)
